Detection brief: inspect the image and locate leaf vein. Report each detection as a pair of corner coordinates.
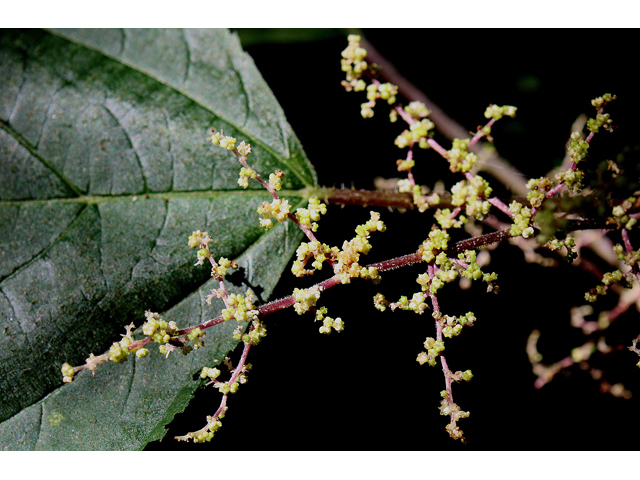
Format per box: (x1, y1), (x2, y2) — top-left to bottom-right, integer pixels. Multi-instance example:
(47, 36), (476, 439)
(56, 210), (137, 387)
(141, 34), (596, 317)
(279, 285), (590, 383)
(180, 29), (191, 87)
(0, 203), (87, 284)
(120, 359), (136, 417)
(101, 104), (149, 194)
(0, 119), (82, 197)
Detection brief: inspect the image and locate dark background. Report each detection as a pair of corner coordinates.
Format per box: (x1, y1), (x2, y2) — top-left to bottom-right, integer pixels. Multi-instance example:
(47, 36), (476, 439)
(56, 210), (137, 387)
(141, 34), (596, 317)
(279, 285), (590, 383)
(147, 29), (640, 451)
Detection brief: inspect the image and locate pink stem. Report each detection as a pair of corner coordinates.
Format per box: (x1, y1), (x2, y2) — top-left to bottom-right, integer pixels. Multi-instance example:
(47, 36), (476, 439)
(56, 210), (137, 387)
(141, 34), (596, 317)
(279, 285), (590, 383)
(426, 138), (449, 158)
(427, 263), (455, 419)
(468, 118), (495, 147)
(395, 105), (416, 125)
(487, 197), (514, 218)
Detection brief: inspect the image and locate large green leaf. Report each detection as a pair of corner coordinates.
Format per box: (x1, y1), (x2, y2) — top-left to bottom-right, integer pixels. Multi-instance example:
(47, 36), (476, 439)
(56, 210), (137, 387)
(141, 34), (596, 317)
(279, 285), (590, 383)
(0, 28), (315, 450)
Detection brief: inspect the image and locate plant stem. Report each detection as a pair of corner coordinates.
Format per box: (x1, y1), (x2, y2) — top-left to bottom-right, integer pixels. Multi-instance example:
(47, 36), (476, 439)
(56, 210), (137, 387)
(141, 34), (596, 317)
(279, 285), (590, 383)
(178, 229), (513, 338)
(310, 186), (415, 209)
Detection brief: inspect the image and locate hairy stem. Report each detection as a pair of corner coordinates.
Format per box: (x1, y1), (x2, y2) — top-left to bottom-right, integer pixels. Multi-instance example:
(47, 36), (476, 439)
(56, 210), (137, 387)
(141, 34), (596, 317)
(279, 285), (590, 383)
(175, 336), (252, 441)
(310, 186), (415, 209)
(177, 230), (513, 339)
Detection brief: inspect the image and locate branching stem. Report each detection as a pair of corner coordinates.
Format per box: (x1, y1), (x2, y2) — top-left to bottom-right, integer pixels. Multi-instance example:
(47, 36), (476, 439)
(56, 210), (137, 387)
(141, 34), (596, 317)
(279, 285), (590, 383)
(169, 229), (512, 341)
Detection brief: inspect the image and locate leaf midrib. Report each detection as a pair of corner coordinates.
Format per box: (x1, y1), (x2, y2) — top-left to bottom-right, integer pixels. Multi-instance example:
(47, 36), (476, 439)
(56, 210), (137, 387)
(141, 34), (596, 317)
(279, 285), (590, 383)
(0, 188), (313, 207)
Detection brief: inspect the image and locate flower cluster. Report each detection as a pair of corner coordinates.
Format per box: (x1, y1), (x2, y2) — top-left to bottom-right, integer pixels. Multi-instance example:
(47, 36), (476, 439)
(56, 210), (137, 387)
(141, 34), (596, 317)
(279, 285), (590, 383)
(142, 311), (177, 343)
(400, 183), (441, 214)
(567, 130), (589, 165)
(61, 362), (76, 383)
(188, 230), (212, 250)
(295, 197), (327, 233)
(257, 198), (291, 229)
(525, 176), (555, 209)
(340, 34), (368, 85)
(108, 336), (134, 363)
(405, 101), (431, 119)
(200, 366), (221, 381)
(292, 285), (323, 315)
(373, 292), (390, 312)
(555, 167), (585, 194)
(176, 416), (223, 443)
(60, 325), (145, 382)
(292, 240), (338, 277)
(212, 257), (237, 279)
(339, 34), (402, 119)
(387, 292), (430, 314)
(584, 269), (631, 303)
(333, 211), (386, 284)
(591, 93), (616, 109)
(586, 113), (614, 134)
(450, 175), (493, 220)
(268, 170), (284, 193)
(458, 250), (497, 284)
(243, 321), (267, 345)
(484, 104), (517, 121)
(544, 235), (577, 260)
(440, 312), (476, 338)
(419, 229), (450, 263)
(394, 118), (435, 149)
(435, 208), (466, 229)
(221, 291), (259, 322)
(360, 82), (399, 118)
(558, 96), (615, 195)
(610, 197), (638, 230)
(236, 141), (251, 157)
(417, 337), (445, 367)
(315, 307), (344, 334)
(396, 157), (415, 172)
(238, 166), (257, 189)
(439, 398), (470, 442)
(508, 201), (534, 238)
(99, 312), (205, 364)
(614, 243), (640, 270)
(446, 138), (478, 173)
(217, 379), (241, 395)
(210, 128), (237, 151)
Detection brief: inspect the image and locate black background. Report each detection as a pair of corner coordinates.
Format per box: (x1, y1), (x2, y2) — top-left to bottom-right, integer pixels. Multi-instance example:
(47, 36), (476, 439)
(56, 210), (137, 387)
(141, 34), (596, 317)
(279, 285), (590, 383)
(147, 29), (640, 451)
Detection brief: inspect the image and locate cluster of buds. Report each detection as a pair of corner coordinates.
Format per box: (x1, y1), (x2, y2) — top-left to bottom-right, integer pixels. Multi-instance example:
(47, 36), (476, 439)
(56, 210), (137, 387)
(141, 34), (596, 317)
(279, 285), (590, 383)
(333, 212), (385, 284)
(340, 34), (368, 86)
(258, 198), (291, 229)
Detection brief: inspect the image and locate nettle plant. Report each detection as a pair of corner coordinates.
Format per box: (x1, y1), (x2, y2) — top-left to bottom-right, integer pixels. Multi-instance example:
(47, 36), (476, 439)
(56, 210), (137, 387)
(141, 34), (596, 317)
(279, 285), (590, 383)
(59, 35), (636, 444)
(1, 29), (638, 450)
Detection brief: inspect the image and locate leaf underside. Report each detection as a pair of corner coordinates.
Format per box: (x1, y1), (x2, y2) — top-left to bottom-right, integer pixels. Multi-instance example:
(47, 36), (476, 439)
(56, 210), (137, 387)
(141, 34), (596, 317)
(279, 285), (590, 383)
(0, 28), (315, 450)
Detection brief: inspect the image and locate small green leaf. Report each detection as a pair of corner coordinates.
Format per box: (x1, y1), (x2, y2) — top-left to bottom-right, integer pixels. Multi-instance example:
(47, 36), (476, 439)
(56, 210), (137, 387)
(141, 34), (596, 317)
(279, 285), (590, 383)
(0, 29), (315, 450)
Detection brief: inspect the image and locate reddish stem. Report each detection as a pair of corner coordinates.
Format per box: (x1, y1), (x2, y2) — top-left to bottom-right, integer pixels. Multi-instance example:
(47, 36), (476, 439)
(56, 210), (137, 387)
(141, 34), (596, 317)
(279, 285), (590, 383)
(427, 264), (455, 419)
(468, 118), (495, 147)
(487, 197), (514, 218)
(395, 105), (416, 125)
(426, 138), (449, 158)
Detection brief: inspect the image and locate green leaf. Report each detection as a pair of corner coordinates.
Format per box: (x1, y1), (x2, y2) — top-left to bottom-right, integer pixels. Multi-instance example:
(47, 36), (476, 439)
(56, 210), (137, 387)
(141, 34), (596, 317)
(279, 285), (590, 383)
(0, 29), (315, 450)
